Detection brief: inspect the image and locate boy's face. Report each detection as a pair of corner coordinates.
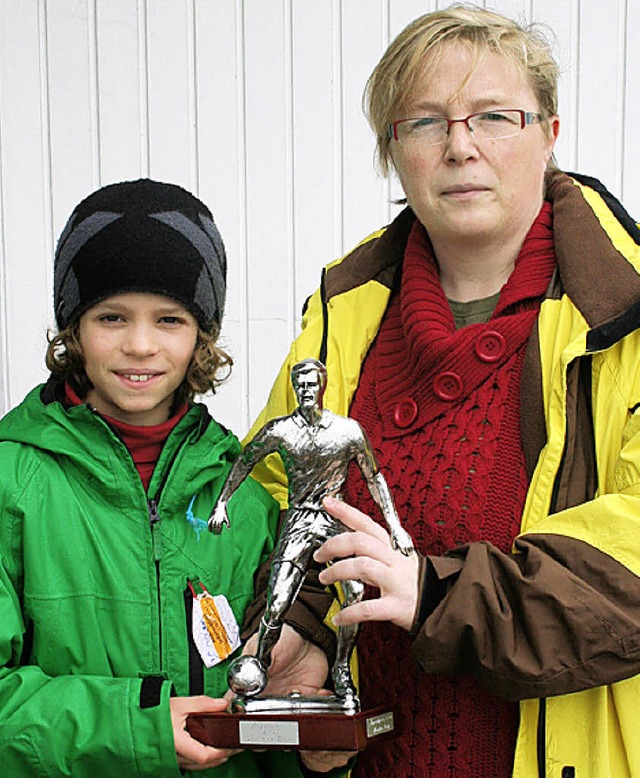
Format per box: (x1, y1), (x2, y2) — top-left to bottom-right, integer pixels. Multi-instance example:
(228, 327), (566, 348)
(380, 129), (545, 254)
(78, 292), (199, 426)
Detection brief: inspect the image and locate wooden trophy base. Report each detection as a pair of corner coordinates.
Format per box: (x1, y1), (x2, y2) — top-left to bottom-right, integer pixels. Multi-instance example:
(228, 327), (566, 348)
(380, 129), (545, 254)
(186, 705), (397, 751)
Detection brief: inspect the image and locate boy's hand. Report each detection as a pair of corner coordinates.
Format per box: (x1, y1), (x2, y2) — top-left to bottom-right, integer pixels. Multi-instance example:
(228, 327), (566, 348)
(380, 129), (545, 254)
(171, 695), (240, 770)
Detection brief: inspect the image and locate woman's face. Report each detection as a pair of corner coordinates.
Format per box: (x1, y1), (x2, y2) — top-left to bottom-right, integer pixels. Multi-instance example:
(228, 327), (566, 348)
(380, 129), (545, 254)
(390, 43), (559, 250)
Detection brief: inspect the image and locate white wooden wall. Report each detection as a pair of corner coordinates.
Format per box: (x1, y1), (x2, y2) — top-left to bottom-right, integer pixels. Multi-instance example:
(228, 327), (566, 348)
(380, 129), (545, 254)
(1, 0), (638, 436)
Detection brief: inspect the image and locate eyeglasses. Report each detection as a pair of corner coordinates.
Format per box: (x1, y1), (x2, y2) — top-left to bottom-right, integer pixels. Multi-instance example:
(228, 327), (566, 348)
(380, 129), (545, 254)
(387, 109), (543, 147)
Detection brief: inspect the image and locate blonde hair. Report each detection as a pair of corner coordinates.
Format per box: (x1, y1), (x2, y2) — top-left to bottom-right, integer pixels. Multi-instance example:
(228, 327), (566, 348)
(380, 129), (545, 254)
(46, 322), (232, 407)
(364, 4), (559, 175)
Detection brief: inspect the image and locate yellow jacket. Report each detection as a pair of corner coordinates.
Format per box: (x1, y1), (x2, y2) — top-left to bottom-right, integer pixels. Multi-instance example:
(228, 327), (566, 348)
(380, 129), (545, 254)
(247, 172), (640, 777)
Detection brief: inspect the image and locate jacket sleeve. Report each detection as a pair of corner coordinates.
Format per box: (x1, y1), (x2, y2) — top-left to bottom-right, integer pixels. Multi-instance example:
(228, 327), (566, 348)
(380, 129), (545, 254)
(0, 473), (179, 778)
(0, 536), (178, 776)
(412, 497), (640, 701)
(411, 323), (640, 702)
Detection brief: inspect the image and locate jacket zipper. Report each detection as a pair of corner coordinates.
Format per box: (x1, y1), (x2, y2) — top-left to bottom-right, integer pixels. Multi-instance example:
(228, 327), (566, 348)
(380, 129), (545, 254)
(86, 404), (212, 678)
(536, 697), (547, 778)
(86, 406), (167, 670)
(537, 416), (565, 778)
(148, 498), (164, 668)
(538, 356), (595, 777)
(144, 410), (212, 673)
(319, 267), (329, 365)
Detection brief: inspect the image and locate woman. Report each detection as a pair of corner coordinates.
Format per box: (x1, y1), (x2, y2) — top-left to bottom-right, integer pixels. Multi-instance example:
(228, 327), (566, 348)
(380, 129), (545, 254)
(245, 7), (640, 778)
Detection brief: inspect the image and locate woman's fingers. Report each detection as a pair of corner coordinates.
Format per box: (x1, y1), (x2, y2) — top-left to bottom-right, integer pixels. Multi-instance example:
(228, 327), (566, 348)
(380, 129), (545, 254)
(318, 554), (392, 590)
(322, 496), (391, 543)
(313, 497), (420, 632)
(315, 528), (395, 568)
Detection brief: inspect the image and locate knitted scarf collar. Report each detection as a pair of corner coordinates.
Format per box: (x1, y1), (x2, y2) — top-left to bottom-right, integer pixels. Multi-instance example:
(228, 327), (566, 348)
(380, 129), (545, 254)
(374, 201), (556, 437)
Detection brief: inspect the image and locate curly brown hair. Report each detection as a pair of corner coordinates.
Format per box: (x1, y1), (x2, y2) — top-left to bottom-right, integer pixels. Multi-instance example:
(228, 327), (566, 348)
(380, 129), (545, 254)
(45, 321), (232, 406)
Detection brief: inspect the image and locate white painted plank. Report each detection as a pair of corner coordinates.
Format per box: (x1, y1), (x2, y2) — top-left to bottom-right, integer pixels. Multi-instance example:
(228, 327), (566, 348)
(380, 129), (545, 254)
(341, 0), (389, 251)
(531, 0), (579, 172)
(46, 0), (96, 231)
(0, 124), (6, 413)
(94, 0), (144, 183)
(194, 0), (247, 431)
(0, 0), (51, 411)
(145, 0), (193, 187)
(242, 0), (293, 423)
(575, 0), (624, 195)
(487, 0), (530, 24)
(390, 0), (438, 38)
(290, 0), (339, 318)
(622, 0), (640, 219)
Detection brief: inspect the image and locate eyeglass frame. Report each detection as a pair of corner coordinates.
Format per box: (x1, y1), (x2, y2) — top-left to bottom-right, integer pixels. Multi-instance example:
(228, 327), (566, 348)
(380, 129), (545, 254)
(387, 109), (543, 144)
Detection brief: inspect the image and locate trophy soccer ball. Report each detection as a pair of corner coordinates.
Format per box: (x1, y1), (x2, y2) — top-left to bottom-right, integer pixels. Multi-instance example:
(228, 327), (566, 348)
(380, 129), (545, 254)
(227, 655), (268, 696)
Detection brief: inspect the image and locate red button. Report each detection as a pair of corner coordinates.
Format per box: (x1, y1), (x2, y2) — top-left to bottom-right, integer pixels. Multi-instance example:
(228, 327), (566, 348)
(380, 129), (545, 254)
(475, 331), (506, 363)
(393, 398), (418, 428)
(433, 371), (463, 401)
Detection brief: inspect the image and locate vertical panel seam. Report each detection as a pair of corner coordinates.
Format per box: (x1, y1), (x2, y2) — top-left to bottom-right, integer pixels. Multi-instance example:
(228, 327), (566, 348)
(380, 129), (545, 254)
(37, 0), (54, 379)
(284, 0), (295, 340)
(88, 0), (101, 186)
(0, 50), (9, 413)
(236, 0), (250, 429)
(187, 0), (199, 193)
(571, 0), (580, 170)
(381, 0), (390, 225)
(332, 0), (344, 257)
(617, 0), (627, 199)
(137, 0), (150, 176)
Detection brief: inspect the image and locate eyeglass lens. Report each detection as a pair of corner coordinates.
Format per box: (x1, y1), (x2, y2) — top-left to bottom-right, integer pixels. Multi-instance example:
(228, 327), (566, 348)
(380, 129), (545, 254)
(395, 110), (531, 146)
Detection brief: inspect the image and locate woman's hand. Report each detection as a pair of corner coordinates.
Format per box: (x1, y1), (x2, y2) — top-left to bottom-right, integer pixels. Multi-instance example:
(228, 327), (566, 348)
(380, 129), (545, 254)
(170, 695), (240, 770)
(315, 496), (420, 632)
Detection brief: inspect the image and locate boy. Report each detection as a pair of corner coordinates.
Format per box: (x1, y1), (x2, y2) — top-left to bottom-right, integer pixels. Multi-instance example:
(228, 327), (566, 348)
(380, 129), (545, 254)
(0, 179), (310, 776)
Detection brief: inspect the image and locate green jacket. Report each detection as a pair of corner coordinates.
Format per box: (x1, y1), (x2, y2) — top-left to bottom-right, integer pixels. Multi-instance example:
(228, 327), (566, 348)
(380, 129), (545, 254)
(246, 171), (640, 777)
(0, 382), (302, 777)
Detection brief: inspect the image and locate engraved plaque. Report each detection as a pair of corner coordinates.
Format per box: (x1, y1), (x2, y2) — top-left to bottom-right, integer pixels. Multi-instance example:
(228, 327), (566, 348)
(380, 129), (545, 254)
(239, 720), (300, 747)
(366, 711), (394, 739)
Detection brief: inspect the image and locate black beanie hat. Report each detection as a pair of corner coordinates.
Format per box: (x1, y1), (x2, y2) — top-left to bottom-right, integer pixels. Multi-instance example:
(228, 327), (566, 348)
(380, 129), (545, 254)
(53, 178), (226, 331)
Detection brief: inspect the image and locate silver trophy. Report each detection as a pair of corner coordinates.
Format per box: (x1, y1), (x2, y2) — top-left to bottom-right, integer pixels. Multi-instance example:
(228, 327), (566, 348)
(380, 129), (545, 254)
(208, 358), (414, 717)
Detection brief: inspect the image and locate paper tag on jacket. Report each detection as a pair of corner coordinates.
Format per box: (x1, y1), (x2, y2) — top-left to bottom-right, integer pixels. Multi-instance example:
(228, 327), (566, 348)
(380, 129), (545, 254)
(192, 593), (240, 668)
